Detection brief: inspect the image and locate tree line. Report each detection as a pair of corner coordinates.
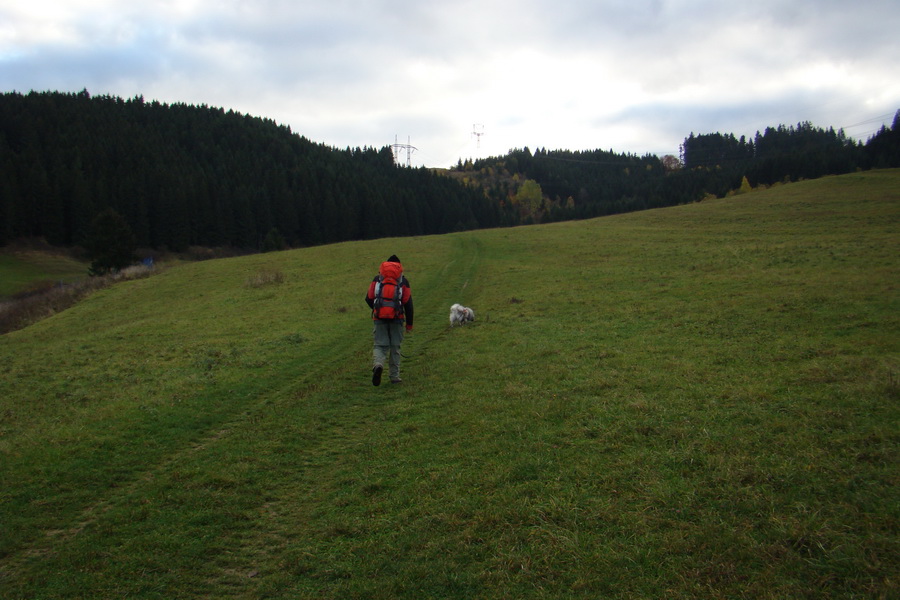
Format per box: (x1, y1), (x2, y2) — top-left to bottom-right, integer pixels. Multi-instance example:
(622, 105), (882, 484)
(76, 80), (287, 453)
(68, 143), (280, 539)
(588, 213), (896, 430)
(0, 90), (501, 251)
(456, 112), (899, 224)
(1, 90), (898, 252)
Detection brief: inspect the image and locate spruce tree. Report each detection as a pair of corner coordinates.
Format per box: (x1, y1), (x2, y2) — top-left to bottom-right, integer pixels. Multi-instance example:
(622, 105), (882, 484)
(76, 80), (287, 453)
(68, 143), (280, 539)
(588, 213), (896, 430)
(261, 227), (286, 252)
(85, 208), (136, 275)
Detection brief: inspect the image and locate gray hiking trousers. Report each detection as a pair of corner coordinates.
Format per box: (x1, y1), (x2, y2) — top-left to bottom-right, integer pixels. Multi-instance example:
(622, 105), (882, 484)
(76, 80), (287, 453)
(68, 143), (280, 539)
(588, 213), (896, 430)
(373, 320), (405, 380)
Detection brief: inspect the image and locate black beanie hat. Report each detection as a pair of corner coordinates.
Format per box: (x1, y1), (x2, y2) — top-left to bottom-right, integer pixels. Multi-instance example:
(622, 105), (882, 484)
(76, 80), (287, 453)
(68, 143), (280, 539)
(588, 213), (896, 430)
(387, 255), (400, 263)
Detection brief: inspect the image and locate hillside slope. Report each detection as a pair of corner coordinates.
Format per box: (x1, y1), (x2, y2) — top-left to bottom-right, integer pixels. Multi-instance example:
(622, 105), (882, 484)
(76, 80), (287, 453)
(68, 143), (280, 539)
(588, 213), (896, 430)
(0, 245), (87, 298)
(0, 91), (503, 250)
(1, 170), (897, 599)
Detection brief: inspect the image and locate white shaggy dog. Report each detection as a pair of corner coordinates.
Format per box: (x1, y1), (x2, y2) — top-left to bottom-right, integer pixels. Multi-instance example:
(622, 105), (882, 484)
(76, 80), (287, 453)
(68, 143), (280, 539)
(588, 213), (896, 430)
(449, 303), (475, 327)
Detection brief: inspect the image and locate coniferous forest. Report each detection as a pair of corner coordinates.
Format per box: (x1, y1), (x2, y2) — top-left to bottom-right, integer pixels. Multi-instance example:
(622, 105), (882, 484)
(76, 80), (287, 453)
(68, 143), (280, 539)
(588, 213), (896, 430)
(1, 90), (898, 252)
(459, 114), (899, 225)
(0, 91), (501, 251)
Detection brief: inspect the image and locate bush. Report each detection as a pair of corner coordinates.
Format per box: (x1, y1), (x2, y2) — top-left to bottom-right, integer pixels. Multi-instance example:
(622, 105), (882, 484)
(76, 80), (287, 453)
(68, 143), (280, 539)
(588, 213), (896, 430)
(261, 228), (287, 252)
(245, 269), (285, 288)
(85, 208), (137, 275)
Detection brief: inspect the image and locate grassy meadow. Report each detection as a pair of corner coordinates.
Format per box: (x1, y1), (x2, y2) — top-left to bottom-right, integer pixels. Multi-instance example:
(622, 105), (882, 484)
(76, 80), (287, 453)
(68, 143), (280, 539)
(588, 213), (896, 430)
(0, 248), (87, 299)
(1, 170), (897, 599)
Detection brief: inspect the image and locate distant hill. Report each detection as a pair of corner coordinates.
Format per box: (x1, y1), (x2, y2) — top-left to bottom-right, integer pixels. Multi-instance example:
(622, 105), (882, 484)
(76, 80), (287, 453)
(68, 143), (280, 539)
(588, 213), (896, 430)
(1, 90), (898, 249)
(446, 114), (900, 224)
(0, 91), (503, 250)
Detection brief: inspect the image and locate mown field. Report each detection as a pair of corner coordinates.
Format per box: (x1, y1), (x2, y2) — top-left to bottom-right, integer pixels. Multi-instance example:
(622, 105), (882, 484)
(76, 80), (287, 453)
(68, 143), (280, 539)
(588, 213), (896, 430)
(1, 170), (897, 599)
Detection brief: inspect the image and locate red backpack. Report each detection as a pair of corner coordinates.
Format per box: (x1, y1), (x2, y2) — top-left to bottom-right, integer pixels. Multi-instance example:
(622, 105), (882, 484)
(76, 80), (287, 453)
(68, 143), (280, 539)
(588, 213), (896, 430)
(372, 261), (405, 320)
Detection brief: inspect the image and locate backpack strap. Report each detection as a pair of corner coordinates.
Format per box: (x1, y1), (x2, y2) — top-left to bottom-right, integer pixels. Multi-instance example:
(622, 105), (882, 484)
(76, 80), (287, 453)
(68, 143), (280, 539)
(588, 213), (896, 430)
(372, 274), (405, 320)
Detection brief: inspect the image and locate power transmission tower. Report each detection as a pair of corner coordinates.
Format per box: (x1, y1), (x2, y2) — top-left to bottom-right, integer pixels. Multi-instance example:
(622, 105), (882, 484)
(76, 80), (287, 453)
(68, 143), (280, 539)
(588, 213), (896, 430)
(472, 124), (485, 149)
(391, 135), (418, 167)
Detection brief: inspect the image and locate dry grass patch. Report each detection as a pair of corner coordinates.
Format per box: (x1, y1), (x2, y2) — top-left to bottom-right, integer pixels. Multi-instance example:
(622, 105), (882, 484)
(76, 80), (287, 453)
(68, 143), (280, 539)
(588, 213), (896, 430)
(245, 268), (285, 288)
(0, 264), (155, 334)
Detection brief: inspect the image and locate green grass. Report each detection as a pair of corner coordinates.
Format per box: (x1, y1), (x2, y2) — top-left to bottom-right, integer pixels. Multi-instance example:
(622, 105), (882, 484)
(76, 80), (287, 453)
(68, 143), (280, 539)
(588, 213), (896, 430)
(1, 170), (898, 599)
(0, 249), (88, 299)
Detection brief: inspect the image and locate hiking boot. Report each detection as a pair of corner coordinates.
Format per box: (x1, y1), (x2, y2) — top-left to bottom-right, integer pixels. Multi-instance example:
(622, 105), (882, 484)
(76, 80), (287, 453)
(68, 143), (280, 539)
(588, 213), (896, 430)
(372, 365), (383, 386)
(390, 377), (403, 384)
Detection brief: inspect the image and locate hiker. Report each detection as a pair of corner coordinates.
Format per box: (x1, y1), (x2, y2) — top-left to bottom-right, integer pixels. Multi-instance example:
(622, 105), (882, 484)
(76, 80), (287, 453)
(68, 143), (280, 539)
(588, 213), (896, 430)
(365, 254), (414, 386)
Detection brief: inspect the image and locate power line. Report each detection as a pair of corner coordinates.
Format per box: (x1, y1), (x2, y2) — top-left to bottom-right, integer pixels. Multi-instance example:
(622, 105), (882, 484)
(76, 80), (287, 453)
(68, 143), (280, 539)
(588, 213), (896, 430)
(841, 112), (897, 130)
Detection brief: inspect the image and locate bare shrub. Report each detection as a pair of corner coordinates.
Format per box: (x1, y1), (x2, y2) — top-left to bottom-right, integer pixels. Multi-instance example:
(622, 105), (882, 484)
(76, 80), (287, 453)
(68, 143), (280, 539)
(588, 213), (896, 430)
(113, 264), (154, 281)
(245, 269), (285, 288)
(1, 277), (107, 334)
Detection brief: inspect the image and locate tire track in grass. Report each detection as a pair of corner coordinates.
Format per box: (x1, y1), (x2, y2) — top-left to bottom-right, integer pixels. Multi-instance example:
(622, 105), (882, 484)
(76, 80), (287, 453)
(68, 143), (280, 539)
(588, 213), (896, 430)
(198, 235), (490, 595)
(0, 327), (368, 593)
(2, 235), (487, 596)
(401, 233), (484, 364)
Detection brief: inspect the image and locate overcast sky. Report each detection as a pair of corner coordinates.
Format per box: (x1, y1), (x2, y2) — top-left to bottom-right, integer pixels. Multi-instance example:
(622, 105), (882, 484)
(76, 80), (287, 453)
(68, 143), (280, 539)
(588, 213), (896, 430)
(3, 0), (898, 167)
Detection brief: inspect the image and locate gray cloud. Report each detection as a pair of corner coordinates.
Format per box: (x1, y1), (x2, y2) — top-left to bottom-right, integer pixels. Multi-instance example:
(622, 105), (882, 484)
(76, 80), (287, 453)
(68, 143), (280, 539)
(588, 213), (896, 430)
(2, 0), (897, 166)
